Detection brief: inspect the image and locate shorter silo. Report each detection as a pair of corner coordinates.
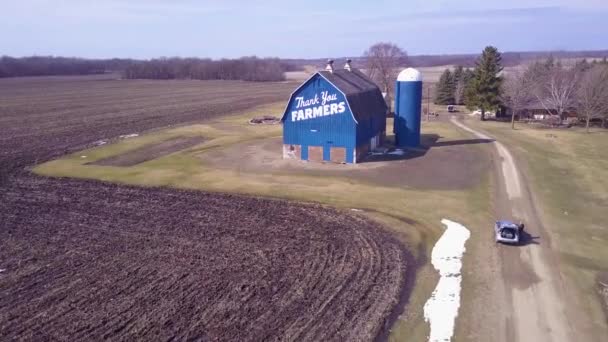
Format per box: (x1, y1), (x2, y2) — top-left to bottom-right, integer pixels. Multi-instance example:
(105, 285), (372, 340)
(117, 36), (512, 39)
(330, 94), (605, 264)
(394, 68), (423, 148)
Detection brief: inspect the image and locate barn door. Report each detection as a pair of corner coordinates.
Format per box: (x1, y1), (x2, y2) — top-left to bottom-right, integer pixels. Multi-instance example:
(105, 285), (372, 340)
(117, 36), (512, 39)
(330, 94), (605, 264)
(323, 143), (331, 161)
(301, 145), (308, 160)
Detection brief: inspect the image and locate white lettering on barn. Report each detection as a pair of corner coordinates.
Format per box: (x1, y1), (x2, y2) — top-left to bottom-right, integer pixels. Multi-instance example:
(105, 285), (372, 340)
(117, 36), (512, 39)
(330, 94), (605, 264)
(292, 91), (346, 122)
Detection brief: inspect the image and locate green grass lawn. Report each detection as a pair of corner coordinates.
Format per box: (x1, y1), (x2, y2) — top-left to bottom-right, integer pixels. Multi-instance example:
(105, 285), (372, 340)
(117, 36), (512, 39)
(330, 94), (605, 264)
(466, 119), (608, 335)
(34, 103), (493, 341)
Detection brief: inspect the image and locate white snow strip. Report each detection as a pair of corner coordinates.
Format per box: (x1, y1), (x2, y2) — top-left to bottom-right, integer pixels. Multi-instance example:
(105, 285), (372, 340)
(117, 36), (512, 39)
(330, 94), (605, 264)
(424, 219), (471, 342)
(119, 133), (139, 139)
(368, 149), (405, 156)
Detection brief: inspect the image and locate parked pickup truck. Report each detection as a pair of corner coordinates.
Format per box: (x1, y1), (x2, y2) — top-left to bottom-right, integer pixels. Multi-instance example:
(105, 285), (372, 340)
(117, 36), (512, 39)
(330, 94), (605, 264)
(494, 220), (524, 244)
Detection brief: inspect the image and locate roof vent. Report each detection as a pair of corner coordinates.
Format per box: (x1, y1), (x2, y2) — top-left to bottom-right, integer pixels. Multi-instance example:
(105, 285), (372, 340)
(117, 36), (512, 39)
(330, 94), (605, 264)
(325, 59), (334, 73)
(344, 59), (352, 72)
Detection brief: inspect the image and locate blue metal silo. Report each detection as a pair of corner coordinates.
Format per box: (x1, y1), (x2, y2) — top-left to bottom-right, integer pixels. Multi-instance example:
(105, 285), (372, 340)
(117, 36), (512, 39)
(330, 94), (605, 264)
(394, 68), (423, 148)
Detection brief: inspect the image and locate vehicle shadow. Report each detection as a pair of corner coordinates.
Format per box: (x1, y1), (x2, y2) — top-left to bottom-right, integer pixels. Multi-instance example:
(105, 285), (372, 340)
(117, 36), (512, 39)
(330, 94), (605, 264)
(361, 133), (493, 163)
(519, 230), (541, 246)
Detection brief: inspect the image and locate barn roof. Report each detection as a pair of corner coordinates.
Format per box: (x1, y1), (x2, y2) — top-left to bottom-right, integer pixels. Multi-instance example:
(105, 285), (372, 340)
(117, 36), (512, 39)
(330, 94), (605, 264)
(317, 69), (388, 122)
(282, 68), (387, 124)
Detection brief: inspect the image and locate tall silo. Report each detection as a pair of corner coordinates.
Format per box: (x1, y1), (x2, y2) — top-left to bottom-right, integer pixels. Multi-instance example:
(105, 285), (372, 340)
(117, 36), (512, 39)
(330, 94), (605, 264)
(394, 68), (423, 148)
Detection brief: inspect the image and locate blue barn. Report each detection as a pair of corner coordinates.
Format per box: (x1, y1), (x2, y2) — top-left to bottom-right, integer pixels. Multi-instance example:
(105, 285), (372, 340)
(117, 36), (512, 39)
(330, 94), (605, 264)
(281, 60), (387, 164)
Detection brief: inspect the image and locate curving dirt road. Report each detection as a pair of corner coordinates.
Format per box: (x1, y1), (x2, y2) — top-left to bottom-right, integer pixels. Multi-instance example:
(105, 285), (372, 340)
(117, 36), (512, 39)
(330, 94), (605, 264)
(451, 117), (581, 342)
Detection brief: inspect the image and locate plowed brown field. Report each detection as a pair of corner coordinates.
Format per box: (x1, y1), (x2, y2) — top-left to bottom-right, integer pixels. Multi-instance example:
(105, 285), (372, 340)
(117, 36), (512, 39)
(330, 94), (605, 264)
(0, 76), (411, 341)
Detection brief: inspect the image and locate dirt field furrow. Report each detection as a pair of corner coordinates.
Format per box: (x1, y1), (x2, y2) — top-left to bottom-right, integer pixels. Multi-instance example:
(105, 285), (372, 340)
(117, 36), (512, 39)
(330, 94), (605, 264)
(0, 76), (412, 341)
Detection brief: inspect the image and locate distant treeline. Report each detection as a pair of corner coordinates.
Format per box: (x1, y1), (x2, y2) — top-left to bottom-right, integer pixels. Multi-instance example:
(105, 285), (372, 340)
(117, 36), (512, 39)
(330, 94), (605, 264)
(123, 57), (288, 81)
(0, 56), (292, 81)
(0, 56), (132, 78)
(285, 50), (608, 69)
(4, 50), (608, 79)
(420, 50), (608, 68)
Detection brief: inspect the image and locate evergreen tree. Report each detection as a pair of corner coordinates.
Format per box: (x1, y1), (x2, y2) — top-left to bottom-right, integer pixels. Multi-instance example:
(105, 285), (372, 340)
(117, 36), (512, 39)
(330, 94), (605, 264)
(434, 69), (455, 105)
(466, 46), (504, 120)
(452, 65), (465, 104)
(453, 65), (464, 84)
(463, 68), (475, 84)
(463, 68), (477, 109)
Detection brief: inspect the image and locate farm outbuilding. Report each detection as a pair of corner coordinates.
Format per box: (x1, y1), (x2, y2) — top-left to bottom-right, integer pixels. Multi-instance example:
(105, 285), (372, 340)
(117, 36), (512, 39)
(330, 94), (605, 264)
(281, 60), (387, 164)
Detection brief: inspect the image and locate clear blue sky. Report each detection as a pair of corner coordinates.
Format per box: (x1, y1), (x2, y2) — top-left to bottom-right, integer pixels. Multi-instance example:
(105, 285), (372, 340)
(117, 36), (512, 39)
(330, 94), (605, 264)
(2, 0), (607, 59)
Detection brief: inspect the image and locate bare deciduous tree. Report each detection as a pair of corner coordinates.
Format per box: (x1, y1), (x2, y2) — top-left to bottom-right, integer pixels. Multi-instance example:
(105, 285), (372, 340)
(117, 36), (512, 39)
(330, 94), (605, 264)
(122, 57), (286, 82)
(530, 61), (580, 121)
(364, 42), (407, 112)
(577, 65), (608, 132)
(501, 70), (534, 129)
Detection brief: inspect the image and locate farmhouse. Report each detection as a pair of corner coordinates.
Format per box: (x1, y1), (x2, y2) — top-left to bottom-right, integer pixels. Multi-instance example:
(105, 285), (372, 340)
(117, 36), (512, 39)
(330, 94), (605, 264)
(281, 60), (387, 164)
(504, 101), (578, 120)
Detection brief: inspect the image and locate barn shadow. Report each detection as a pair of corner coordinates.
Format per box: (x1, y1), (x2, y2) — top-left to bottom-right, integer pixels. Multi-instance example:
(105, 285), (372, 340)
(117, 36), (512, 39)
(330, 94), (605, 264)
(361, 133), (493, 163)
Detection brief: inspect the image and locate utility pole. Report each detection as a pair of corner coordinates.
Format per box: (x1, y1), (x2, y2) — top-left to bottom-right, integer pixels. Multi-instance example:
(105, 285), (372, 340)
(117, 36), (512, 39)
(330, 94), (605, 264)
(427, 86), (431, 121)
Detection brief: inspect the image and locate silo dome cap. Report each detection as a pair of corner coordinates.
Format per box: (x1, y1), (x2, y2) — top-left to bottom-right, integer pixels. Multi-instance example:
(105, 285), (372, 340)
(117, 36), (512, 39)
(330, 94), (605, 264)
(397, 68), (422, 82)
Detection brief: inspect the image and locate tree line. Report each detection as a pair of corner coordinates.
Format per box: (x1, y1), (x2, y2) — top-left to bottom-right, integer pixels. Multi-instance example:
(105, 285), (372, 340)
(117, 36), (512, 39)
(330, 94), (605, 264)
(0, 56), (131, 78)
(122, 57), (287, 82)
(434, 66), (475, 105)
(503, 57), (608, 131)
(434, 47), (608, 131)
(0, 56), (291, 82)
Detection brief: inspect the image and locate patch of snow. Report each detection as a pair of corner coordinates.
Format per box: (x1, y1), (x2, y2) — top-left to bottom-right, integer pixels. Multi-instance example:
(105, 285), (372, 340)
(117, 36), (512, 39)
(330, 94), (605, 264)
(388, 149), (405, 156)
(0, 268), (5, 273)
(350, 208), (363, 212)
(80, 155), (87, 158)
(369, 148), (404, 156)
(119, 133), (139, 139)
(423, 219), (471, 342)
(93, 140), (107, 146)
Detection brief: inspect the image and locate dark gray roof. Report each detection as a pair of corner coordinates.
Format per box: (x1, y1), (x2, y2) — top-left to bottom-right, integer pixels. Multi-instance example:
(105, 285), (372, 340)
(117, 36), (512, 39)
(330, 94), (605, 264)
(508, 101), (575, 112)
(318, 68), (388, 122)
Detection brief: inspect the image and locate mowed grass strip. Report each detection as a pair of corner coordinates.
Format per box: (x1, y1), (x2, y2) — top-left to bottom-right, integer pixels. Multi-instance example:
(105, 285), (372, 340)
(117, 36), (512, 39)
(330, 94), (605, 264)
(466, 119), (608, 335)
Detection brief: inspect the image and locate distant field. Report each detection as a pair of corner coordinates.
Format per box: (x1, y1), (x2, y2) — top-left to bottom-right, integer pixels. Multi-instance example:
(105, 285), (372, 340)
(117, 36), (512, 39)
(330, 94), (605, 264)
(417, 65), (455, 83)
(0, 75), (297, 174)
(284, 70), (311, 81)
